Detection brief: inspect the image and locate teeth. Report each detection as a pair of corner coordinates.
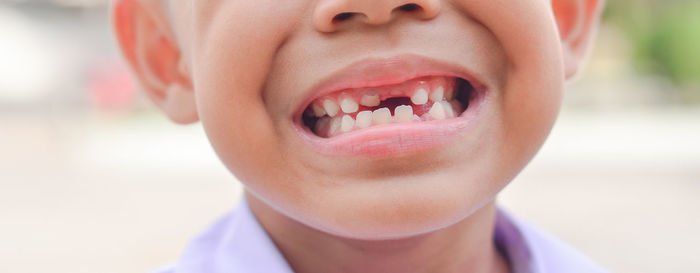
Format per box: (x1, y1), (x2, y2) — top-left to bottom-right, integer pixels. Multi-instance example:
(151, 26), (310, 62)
(372, 108), (392, 125)
(360, 94), (380, 107)
(329, 117), (342, 135)
(411, 88), (429, 105)
(429, 102), (446, 120)
(322, 99), (340, 117)
(311, 103), (326, 117)
(394, 105), (413, 123)
(430, 86), (445, 102)
(340, 97), (359, 114)
(441, 101), (455, 118)
(313, 78), (464, 137)
(356, 111), (372, 128)
(341, 115), (354, 132)
(314, 117), (330, 135)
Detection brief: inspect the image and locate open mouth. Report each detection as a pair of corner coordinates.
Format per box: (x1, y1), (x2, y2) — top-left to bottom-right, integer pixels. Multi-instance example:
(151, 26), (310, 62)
(301, 76), (477, 138)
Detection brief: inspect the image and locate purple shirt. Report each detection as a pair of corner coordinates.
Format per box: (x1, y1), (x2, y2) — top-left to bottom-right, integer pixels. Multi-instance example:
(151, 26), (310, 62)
(153, 198), (609, 273)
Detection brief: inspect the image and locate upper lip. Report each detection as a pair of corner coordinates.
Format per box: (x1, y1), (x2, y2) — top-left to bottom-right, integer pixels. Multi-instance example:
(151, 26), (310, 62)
(294, 54), (485, 119)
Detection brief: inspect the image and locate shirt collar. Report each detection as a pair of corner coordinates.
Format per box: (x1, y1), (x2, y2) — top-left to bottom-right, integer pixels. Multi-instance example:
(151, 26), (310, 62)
(494, 208), (539, 273)
(174, 197), (294, 273)
(173, 198), (545, 273)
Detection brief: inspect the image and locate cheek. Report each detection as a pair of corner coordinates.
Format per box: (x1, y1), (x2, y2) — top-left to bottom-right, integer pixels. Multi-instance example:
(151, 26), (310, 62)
(191, 2), (312, 202)
(467, 0), (565, 174)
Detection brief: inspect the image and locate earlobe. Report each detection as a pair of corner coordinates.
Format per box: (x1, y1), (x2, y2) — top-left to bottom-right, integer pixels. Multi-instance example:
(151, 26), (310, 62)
(113, 0), (198, 124)
(552, 0), (605, 79)
(163, 83), (199, 124)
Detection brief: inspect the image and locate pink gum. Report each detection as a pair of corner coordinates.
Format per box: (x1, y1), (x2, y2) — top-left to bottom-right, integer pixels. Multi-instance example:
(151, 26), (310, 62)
(313, 76), (457, 104)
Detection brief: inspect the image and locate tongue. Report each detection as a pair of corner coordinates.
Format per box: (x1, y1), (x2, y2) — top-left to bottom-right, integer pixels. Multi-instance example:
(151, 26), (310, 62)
(376, 97), (432, 116)
(378, 97), (411, 115)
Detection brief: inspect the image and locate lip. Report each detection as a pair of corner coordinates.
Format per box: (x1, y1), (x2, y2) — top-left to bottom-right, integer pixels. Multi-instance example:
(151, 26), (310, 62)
(293, 54), (489, 157)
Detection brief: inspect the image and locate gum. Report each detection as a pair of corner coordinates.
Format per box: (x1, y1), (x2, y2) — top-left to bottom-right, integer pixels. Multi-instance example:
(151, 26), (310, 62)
(311, 76), (457, 108)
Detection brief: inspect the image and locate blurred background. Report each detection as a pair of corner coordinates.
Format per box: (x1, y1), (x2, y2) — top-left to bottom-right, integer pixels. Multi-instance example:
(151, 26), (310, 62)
(0, 1), (698, 273)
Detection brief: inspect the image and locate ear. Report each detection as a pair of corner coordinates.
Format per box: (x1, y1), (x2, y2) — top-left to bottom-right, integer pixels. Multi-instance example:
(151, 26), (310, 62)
(552, 0), (605, 79)
(113, 0), (198, 124)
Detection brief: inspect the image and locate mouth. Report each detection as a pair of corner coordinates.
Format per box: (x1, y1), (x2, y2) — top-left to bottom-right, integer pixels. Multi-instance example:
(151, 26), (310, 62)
(293, 55), (488, 157)
(301, 76), (476, 138)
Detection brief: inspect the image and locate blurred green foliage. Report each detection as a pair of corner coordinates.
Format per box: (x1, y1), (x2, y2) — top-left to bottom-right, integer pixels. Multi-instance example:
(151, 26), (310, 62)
(604, 1), (700, 91)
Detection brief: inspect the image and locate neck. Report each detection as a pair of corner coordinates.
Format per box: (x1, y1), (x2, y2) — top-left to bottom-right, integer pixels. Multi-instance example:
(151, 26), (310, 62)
(246, 192), (510, 273)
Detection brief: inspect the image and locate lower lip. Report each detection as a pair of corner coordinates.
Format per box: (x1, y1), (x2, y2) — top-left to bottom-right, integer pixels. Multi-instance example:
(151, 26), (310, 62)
(295, 91), (487, 158)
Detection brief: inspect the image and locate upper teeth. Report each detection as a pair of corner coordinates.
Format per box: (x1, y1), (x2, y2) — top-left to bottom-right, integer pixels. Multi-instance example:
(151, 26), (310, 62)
(311, 103), (326, 117)
(322, 99), (339, 117)
(309, 78), (464, 137)
(340, 96), (359, 114)
(360, 94), (380, 107)
(430, 86), (444, 102)
(411, 88), (429, 105)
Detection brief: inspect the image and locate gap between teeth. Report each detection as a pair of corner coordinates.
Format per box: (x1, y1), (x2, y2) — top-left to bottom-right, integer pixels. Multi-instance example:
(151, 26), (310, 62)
(308, 79), (463, 137)
(311, 82), (453, 119)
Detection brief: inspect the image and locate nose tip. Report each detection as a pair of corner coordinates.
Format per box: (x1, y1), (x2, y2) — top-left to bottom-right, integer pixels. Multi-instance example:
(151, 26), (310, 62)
(313, 0), (442, 33)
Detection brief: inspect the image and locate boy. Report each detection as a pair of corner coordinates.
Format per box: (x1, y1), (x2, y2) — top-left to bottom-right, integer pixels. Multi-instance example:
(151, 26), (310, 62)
(113, 0), (608, 272)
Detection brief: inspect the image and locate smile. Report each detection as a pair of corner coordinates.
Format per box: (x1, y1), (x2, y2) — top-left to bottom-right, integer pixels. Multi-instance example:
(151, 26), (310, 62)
(294, 55), (488, 157)
(303, 76), (475, 138)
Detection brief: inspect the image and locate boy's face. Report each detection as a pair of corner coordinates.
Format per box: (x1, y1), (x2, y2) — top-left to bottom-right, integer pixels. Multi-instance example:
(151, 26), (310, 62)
(116, 0), (602, 239)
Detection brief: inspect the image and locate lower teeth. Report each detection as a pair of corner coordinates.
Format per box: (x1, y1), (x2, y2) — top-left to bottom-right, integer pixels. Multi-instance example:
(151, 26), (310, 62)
(304, 78), (474, 138)
(311, 99), (465, 137)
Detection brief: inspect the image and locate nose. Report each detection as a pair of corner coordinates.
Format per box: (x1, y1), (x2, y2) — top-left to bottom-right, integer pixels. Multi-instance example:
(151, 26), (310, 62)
(313, 0), (441, 33)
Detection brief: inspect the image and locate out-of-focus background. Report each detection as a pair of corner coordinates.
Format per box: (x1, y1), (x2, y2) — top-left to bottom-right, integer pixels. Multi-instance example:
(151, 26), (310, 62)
(0, 1), (698, 272)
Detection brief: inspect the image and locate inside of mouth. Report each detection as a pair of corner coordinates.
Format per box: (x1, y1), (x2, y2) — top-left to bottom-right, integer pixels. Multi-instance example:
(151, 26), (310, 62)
(302, 77), (475, 138)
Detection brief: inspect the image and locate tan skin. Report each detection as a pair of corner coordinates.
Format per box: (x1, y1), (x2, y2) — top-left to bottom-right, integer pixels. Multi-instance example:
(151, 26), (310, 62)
(114, 0), (604, 272)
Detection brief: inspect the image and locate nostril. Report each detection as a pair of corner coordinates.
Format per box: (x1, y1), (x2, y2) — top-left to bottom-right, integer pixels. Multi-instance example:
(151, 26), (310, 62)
(333, 12), (356, 22)
(397, 3), (421, 12)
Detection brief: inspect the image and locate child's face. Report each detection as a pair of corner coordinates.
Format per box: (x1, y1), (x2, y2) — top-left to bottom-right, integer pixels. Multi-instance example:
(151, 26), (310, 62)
(117, 0), (601, 239)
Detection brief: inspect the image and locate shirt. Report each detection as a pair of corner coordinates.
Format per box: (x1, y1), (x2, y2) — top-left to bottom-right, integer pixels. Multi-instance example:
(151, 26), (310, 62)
(153, 197), (609, 273)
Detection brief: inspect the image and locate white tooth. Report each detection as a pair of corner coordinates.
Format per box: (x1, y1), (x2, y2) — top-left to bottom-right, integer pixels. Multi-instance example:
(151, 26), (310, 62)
(411, 88), (429, 105)
(356, 111), (372, 128)
(441, 101), (455, 118)
(329, 117), (342, 135)
(322, 99), (339, 117)
(372, 108), (392, 125)
(341, 115), (354, 133)
(430, 86), (445, 102)
(429, 102), (446, 120)
(311, 103), (327, 117)
(394, 105), (413, 123)
(340, 97), (359, 114)
(360, 94), (380, 107)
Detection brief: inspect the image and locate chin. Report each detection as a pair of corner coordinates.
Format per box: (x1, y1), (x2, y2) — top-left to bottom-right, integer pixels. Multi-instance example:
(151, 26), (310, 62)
(279, 170), (504, 241)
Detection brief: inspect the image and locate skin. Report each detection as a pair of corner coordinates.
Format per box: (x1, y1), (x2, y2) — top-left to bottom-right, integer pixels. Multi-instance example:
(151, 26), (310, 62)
(113, 1), (604, 272)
